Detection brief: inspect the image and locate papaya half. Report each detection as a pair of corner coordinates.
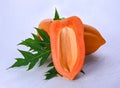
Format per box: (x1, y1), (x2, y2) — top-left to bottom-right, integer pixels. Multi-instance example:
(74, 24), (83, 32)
(49, 16), (85, 80)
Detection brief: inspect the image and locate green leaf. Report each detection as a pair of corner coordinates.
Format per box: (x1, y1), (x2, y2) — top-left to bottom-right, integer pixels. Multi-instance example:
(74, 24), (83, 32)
(45, 73), (57, 80)
(35, 28), (50, 42)
(39, 50), (50, 66)
(45, 67), (58, 80)
(18, 38), (43, 51)
(27, 50), (50, 70)
(10, 29), (51, 71)
(18, 38), (33, 46)
(32, 33), (41, 42)
(27, 58), (39, 70)
(32, 33), (50, 48)
(53, 8), (60, 20)
(47, 67), (58, 74)
(18, 49), (34, 59)
(10, 58), (29, 68)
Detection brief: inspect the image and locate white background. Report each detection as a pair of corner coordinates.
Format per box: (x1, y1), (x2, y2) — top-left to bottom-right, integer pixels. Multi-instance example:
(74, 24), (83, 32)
(0, 0), (120, 88)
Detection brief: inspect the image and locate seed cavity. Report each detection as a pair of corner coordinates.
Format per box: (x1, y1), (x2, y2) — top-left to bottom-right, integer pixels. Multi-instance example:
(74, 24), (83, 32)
(59, 27), (77, 72)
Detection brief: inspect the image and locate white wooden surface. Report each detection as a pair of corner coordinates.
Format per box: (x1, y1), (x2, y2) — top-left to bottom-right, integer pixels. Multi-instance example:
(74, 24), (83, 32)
(0, 0), (120, 88)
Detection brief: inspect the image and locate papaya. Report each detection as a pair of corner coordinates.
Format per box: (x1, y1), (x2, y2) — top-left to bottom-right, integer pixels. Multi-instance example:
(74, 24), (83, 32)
(38, 19), (106, 55)
(84, 24), (106, 55)
(38, 19), (52, 36)
(49, 16), (85, 80)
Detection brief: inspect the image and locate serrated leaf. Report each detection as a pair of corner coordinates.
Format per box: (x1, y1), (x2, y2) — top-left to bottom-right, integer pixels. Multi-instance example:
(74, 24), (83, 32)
(45, 67), (58, 80)
(18, 49), (34, 59)
(26, 50), (50, 70)
(10, 28), (51, 71)
(18, 38), (43, 52)
(32, 33), (41, 42)
(47, 67), (58, 74)
(45, 73), (57, 80)
(27, 58), (39, 70)
(18, 38), (33, 46)
(35, 28), (50, 42)
(39, 50), (50, 66)
(10, 58), (29, 68)
(53, 8), (60, 20)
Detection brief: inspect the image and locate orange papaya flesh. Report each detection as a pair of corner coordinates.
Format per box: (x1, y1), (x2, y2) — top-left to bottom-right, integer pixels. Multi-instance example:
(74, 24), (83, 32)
(49, 16), (85, 80)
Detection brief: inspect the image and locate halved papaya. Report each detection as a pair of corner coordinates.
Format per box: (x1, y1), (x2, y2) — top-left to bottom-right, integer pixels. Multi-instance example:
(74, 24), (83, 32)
(49, 16), (85, 80)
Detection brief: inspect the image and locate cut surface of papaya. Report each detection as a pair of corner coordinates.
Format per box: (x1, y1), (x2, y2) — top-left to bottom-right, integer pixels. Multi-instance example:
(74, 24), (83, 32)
(49, 16), (85, 80)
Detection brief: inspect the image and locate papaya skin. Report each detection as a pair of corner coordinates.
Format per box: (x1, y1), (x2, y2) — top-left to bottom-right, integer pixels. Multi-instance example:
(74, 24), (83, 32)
(84, 24), (106, 55)
(38, 19), (106, 55)
(38, 19), (52, 35)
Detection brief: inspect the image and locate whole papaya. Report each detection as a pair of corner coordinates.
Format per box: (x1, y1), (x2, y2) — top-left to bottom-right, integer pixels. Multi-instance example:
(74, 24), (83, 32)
(84, 24), (106, 55)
